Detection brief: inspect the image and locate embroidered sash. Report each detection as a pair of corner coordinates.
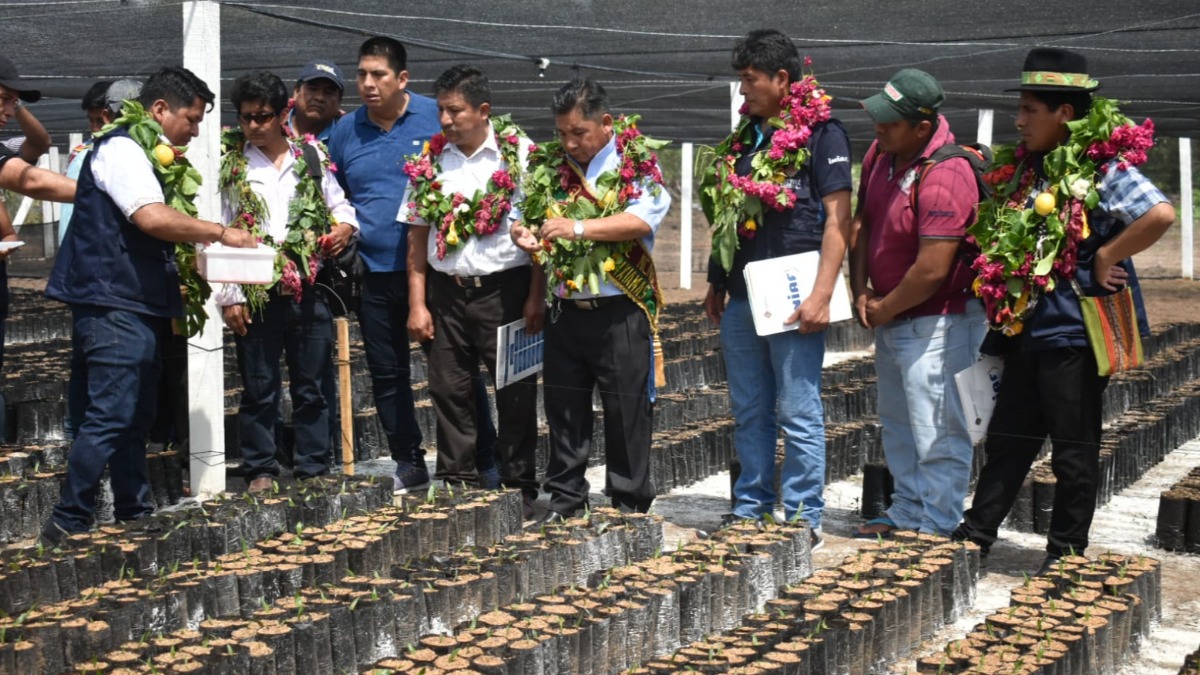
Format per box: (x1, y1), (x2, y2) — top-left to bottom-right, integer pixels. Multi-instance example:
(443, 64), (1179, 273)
(562, 162), (667, 388)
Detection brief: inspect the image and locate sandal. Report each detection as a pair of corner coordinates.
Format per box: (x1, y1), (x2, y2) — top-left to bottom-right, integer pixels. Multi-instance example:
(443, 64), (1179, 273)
(854, 516), (897, 539)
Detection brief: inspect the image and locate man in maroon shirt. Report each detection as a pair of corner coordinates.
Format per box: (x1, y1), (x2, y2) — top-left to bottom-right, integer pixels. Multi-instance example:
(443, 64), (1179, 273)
(849, 69), (986, 538)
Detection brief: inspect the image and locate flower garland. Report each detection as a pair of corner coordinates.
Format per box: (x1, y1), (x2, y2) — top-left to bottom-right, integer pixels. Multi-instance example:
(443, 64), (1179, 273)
(968, 97), (1155, 336)
(698, 62), (832, 272)
(402, 114), (525, 260)
(519, 114), (668, 301)
(95, 100), (211, 337)
(218, 128), (337, 313)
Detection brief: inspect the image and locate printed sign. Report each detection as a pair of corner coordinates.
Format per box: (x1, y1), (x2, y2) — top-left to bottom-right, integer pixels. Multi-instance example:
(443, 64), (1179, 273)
(496, 318), (544, 389)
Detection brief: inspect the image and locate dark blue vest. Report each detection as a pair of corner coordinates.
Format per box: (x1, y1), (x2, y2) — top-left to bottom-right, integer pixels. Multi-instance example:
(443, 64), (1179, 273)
(47, 128), (182, 318)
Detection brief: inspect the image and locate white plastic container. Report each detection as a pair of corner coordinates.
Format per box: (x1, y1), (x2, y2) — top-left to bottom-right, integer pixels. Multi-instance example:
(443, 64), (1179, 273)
(197, 243), (277, 284)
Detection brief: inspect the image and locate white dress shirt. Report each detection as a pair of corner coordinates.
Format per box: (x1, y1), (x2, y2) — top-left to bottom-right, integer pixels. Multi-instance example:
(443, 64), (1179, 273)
(398, 123), (531, 277)
(91, 135), (165, 218)
(216, 139), (359, 306)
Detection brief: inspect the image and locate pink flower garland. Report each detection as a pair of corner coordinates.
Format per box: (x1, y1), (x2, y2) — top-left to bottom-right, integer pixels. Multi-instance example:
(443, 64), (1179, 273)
(970, 114), (1155, 334)
(720, 74), (832, 239)
(402, 119), (524, 260)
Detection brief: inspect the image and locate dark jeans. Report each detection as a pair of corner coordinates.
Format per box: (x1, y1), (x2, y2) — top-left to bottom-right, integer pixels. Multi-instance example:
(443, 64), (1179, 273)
(236, 291), (334, 480)
(543, 297), (655, 514)
(426, 269), (537, 493)
(53, 305), (161, 532)
(959, 346), (1108, 557)
(358, 271), (423, 464)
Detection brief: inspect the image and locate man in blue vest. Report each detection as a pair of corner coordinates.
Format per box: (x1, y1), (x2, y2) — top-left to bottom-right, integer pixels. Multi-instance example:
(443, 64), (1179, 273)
(41, 66), (257, 546)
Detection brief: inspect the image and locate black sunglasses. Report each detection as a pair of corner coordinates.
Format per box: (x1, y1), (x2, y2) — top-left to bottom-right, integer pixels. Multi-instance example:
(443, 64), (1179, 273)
(238, 111), (279, 124)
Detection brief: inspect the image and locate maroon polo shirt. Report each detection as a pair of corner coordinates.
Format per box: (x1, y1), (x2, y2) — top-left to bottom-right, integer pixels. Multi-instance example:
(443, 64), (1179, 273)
(859, 116), (978, 318)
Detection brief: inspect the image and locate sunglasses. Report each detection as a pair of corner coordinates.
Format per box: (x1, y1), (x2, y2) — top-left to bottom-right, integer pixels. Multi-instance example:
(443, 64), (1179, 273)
(238, 111), (278, 124)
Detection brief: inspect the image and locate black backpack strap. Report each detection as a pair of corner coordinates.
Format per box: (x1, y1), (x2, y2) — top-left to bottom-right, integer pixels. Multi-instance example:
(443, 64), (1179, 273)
(300, 142), (324, 180)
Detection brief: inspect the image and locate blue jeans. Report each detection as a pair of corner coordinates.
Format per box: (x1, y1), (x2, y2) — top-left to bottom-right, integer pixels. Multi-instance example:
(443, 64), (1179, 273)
(236, 291), (334, 480)
(358, 271), (423, 464)
(874, 301), (986, 535)
(722, 297), (826, 528)
(53, 306), (161, 532)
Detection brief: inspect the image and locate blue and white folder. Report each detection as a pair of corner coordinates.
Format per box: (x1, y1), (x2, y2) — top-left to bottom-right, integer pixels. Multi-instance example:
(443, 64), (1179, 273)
(742, 251), (852, 336)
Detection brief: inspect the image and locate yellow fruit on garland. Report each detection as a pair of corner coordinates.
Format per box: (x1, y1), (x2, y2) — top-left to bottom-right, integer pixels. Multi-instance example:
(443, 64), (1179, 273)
(153, 144), (176, 167)
(1034, 191), (1056, 217)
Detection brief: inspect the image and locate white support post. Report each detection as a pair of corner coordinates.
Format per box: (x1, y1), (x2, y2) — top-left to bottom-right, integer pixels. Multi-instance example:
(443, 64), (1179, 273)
(977, 108), (994, 148)
(679, 142), (694, 289)
(1182, 137), (1194, 280)
(45, 147), (61, 256)
(11, 193), (31, 230)
(38, 155), (52, 230)
(730, 82), (742, 131)
(183, 0), (226, 498)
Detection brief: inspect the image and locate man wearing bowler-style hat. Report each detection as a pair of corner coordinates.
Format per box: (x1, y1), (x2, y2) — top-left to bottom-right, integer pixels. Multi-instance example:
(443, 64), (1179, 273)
(953, 48), (1174, 574)
(849, 68), (986, 539)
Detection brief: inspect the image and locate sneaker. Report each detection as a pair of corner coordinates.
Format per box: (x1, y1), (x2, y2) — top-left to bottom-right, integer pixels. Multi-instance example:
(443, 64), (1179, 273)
(393, 462), (431, 494)
(810, 529), (825, 553)
(479, 465), (501, 490)
(720, 513), (760, 528)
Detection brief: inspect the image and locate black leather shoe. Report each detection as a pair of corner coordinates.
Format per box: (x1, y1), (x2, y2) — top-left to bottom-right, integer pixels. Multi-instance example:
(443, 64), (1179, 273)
(1035, 555), (1063, 577)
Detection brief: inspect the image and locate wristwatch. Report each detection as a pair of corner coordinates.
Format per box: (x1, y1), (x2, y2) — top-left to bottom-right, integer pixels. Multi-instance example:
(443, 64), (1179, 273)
(572, 219), (585, 240)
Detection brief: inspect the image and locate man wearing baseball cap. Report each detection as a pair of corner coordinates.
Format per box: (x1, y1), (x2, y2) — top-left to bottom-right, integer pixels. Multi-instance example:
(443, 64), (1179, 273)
(61, 79), (144, 246)
(849, 68), (986, 539)
(287, 59), (345, 144)
(0, 56), (73, 200)
(0, 55), (51, 164)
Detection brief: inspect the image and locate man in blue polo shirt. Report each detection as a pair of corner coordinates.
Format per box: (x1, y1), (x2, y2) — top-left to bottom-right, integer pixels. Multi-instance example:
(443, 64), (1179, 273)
(327, 37), (440, 491)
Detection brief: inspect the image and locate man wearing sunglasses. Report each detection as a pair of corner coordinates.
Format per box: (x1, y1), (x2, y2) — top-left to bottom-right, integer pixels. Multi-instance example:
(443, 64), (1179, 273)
(217, 71), (358, 493)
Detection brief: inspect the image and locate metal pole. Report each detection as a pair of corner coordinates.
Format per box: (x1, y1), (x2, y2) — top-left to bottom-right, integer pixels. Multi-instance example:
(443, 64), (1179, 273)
(183, 0), (226, 498)
(1182, 137), (1194, 280)
(45, 147), (61, 256)
(680, 142), (694, 289)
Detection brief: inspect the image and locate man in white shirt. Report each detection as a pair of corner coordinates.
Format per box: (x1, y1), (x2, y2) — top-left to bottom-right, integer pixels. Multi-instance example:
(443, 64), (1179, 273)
(217, 71), (358, 492)
(512, 79), (671, 523)
(403, 65), (543, 516)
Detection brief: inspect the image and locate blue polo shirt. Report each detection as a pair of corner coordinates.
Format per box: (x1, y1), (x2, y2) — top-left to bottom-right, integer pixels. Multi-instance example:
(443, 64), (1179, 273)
(326, 92), (439, 272)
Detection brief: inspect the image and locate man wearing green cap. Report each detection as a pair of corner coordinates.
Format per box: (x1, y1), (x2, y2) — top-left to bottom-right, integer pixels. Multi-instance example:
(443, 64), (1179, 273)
(849, 68), (986, 538)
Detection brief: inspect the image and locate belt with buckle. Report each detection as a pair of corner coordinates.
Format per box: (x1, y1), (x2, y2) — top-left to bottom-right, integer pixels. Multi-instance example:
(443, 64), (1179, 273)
(440, 267), (524, 289)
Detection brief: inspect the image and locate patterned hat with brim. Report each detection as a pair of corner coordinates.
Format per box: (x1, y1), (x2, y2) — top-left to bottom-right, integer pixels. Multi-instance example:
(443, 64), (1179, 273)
(1007, 47), (1100, 92)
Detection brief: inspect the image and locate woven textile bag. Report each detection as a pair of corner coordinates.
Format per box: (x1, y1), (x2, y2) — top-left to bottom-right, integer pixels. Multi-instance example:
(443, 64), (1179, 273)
(1071, 279), (1144, 376)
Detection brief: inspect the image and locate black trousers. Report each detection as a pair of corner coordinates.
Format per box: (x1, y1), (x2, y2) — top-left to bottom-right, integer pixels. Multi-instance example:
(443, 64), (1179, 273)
(543, 297), (655, 514)
(235, 291), (335, 480)
(959, 346), (1108, 557)
(426, 268), (538, 495)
